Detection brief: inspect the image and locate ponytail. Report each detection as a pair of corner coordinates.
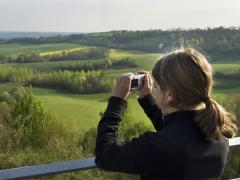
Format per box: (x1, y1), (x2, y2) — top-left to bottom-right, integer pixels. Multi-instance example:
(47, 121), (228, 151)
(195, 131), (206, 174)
(194, 97), (238, 141)
(151, 48), (238, 141)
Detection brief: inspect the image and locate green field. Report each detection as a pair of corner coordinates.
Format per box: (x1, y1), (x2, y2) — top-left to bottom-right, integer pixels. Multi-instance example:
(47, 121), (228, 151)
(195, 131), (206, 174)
(0, 83), (153, 134)
(0, 43), (239, 134)
(0, 43), (91, 56)
(212, 64), (240, 74)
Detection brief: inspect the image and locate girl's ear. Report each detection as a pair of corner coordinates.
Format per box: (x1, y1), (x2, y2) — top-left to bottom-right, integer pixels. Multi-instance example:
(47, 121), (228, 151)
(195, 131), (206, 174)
(165, 88), (173, 104)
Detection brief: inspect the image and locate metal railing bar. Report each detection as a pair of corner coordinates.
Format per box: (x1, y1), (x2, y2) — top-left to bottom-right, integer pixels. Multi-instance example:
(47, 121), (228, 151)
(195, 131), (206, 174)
(0, 157), (96, 180)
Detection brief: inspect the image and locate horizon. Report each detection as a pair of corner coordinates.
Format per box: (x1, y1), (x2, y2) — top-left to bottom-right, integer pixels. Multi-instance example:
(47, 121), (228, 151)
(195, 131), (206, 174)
(0, 26), (240, 39)
(0, 0), (240, 32)
(1, 26), (240, 34)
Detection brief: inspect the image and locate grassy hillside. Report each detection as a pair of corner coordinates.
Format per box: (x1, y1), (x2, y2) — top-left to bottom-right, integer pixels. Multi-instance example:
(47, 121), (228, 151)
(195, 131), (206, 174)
(0, 83), (152, 134)
(0, 43), (239, 134)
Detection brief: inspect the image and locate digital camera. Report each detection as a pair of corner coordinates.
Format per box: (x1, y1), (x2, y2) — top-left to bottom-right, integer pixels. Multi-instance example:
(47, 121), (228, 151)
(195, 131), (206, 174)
(130, 73), (145, 91)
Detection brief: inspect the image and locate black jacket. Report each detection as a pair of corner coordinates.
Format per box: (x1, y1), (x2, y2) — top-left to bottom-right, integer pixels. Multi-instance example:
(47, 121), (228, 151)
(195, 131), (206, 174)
(95, 94), (229, 180)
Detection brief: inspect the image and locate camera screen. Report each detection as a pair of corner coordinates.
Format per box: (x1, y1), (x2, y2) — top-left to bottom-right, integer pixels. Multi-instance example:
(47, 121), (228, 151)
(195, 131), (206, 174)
(131, 79), (138, 88)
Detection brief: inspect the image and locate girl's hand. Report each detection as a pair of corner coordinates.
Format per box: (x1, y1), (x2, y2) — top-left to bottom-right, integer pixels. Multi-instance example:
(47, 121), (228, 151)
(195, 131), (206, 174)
(138, 70), (153, 98)
(112, 74), (132, 100)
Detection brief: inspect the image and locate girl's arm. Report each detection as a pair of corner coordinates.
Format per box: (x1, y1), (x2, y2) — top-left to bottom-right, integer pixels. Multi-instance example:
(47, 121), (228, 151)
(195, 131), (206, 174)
(138, 93), (164, 131)
(137, 71), (163, 130)
(95, 96), (167, 174)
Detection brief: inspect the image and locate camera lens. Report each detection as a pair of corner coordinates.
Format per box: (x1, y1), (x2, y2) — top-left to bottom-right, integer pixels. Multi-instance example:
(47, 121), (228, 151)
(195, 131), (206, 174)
(131, 79), (138, 88)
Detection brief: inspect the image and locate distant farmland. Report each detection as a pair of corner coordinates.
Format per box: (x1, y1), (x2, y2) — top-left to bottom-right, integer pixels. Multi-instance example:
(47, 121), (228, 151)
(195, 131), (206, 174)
(0, 43), (239, 133)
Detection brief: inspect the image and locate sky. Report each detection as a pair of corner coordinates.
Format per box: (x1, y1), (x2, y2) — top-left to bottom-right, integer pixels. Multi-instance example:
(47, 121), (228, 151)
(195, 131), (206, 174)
(0, 0), (240, 33)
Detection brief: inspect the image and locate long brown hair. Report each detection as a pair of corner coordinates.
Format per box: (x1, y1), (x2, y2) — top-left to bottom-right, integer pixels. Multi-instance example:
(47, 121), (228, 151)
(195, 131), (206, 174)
(152, 48), (237, 141)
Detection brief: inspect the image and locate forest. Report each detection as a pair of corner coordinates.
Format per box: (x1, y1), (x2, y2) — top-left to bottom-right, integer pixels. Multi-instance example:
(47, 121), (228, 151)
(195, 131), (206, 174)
(2, 27), (240, 58)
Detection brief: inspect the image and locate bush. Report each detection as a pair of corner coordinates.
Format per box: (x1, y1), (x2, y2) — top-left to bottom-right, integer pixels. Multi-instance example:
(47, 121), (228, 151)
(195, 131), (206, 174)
(79, 127), (97, 155)
(0, 87), (65, 150)
(0, 87), (86, 177)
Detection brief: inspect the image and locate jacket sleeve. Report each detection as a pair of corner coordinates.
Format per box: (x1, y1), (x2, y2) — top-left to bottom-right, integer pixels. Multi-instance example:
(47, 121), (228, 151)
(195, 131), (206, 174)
(94, 96), (166, 174)
(137, 94), (164, 131)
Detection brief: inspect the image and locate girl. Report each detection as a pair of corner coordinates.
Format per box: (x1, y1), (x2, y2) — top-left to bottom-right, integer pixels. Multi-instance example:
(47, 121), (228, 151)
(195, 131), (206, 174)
(95, 48), (237, 179)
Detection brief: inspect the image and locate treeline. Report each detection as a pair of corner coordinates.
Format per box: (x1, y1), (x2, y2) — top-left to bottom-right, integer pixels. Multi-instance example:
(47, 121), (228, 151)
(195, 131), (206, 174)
(0, 48), (109, 63)
(0, 66), (113, 93)
(59, 58), (138, 72)
(3, 27), (240, 56)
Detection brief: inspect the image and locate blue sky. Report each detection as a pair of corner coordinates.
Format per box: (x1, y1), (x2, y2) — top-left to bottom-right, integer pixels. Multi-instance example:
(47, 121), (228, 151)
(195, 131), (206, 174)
(0, 0), (240, 32)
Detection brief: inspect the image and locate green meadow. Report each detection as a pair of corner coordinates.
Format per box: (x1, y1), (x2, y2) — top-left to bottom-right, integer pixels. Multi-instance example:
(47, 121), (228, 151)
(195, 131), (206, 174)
(0, 43), (90, 56)
(0, 83), (151, 134)
(0, 43), (239, 134)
